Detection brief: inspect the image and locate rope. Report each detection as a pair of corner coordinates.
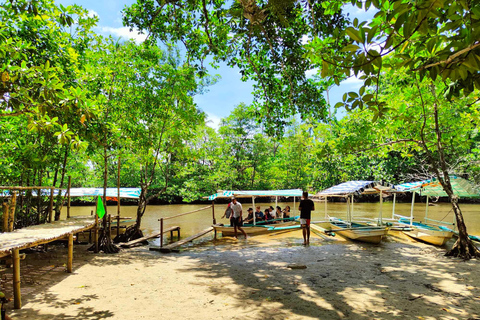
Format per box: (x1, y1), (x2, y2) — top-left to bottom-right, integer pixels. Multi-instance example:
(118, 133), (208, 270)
(160, 205), (212, 221)
(440, 207), (453, 222)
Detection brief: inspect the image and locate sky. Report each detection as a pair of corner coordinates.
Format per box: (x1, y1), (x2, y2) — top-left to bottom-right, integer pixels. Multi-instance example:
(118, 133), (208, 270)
(55, 0), (369, 129)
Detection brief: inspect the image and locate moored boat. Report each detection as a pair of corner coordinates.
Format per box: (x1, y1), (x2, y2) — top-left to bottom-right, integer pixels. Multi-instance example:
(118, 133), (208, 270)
(214, 217), (299, 236)
(400, 221), (454, 246)
(329, 219), (388, 244)
(315, 181), (395, 244)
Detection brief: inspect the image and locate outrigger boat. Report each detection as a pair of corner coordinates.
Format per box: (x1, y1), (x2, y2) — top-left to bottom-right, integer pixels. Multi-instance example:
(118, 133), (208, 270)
(392, 176), (479, 246)
(206, 189), (303, 237)
(315, 181), (392, 244)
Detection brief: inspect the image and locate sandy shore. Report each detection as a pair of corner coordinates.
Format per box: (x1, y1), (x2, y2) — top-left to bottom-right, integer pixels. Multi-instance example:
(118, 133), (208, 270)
(1, 229), (479, 320)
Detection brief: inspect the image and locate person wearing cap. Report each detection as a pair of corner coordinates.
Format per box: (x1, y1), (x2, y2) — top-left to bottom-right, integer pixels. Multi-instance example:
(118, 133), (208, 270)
(230, 197), (247, 239)
(243, 207), (254, 224)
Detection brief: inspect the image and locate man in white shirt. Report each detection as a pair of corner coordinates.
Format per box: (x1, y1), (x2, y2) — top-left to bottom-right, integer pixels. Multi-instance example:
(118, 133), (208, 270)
(230, 197), (247, 239)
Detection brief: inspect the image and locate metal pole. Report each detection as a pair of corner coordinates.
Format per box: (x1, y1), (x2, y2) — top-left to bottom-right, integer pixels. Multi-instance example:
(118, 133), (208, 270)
(392, 193), (396, 219)
(252, 196), (256, 225)
(379, 191), (383, 226)
(325, 196), (328, 219)
(275, 196), (278, 218)
(425, 196), (429, 222)
(410, 192), (415, 226)
(351, 194), (354, 222)
(160, 218), (164, 248)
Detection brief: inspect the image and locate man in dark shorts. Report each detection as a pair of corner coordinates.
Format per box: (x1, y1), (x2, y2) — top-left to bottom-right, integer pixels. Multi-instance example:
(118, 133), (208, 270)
(230, 197), (247, 239)
(298, 191), (315, 245)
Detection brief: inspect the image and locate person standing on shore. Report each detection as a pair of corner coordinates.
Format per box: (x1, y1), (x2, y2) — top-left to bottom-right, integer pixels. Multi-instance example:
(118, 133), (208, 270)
(298, 191), (315, 245)
(230, 197), (247, 239)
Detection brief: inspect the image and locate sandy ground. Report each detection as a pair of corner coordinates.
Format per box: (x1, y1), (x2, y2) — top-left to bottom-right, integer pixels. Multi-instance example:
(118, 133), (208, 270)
(1, 229), (479, 320)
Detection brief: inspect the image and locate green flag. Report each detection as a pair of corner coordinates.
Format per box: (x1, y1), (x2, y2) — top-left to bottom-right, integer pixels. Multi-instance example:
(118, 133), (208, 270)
(96, 196), (105, 219)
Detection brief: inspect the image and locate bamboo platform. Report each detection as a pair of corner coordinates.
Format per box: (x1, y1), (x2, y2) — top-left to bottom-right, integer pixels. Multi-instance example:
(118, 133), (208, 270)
(150, 226), (214, 253)
(120, 226), (180, 248)
(0, 216), (96, 309)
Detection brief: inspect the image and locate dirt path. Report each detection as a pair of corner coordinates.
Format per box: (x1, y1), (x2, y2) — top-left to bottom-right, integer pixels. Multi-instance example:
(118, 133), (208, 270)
(1, 230), (479, 319)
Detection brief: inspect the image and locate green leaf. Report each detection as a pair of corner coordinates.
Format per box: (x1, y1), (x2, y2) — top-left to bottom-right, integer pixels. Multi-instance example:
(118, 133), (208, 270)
(345, 27), (364, 43)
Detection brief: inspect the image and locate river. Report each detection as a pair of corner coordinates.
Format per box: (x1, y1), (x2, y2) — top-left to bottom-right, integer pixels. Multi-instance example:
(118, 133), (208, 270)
(61, 200), (480, 241)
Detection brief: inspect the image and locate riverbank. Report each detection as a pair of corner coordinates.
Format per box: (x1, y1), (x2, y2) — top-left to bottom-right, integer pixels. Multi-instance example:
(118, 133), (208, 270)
(2, 230), (480, 320)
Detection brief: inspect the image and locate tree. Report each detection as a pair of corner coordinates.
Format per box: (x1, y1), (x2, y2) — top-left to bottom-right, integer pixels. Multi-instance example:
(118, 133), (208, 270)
(112, 43), (205, 241)
(122, 0), (348, 133)
(328, 66), (480, 259)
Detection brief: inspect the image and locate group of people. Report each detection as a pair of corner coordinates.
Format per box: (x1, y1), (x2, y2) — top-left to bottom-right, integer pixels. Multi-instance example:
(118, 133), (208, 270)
(243, 205), (291, 224)
(221, 191), (315, 245)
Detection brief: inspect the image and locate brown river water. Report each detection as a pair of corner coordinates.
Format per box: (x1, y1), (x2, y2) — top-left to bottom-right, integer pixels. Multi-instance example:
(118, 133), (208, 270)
(61, 200), (480, 244)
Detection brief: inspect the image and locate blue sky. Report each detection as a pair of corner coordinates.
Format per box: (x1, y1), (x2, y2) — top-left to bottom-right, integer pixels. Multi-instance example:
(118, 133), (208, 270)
(56, 0), (367, 129)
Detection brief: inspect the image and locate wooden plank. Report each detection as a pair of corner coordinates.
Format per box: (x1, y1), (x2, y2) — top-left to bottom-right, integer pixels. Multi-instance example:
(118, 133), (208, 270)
(120, 226), (180, 248)
(150, 227), (213, 253)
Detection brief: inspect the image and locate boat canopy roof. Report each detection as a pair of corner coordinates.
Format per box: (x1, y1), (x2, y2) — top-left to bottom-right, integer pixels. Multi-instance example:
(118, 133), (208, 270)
(1, 188), (141, 199)
(395, 176), (480, 198)
(207, 189), (303, 201)
(315, 181), (395, 197)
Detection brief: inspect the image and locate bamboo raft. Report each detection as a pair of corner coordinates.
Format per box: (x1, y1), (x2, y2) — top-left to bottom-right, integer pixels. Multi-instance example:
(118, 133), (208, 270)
(0, 216), (96, 309)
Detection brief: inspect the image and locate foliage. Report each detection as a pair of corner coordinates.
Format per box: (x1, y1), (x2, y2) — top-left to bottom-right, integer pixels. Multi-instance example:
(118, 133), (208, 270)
(122, 0), (350, 133)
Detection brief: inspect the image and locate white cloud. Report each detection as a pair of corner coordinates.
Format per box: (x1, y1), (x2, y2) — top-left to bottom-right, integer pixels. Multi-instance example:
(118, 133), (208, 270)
(97, 26), (148, 44)
(205, 112), (222, 131)
(87, 10), (99, 18)
(301, 34), (311, 45)
(305, 68), (318, 78)
(341, 75), (364, 89)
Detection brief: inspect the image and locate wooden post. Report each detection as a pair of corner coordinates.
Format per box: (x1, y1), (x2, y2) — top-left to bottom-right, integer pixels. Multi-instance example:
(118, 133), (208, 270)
(94, 214), (99, 253)
(2, 202), (8, 232)
(211, 201), (216, 224)
(9, 192), (16, 231)
(67, 233), (73, 273)
(48, 188), (54, 223)
(12, 249), (21, 309)
(160, 218), (164, 248)
(67, 176), (71, 219)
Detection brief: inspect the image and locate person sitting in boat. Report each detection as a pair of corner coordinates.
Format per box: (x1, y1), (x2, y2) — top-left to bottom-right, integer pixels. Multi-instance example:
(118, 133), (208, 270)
(255, 206), (264, 221)
(243, 208), (255, 224)
(275, 206), (283, 223)
(264, 208), (275, 223)
(282, 206), (291, 219)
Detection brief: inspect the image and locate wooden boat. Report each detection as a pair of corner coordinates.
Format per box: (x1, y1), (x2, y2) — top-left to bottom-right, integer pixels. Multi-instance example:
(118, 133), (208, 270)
(329, 219), (388, 244)
(315, 181), (395, 244)
(399, 220), (454, 246)
(214, 217), (298, 237)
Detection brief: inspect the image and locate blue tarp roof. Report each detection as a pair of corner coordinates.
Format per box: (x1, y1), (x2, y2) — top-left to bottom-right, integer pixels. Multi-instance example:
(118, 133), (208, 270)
(0, 188), (141, 199)
(207, 189), (303, 201)
(395, 176), (480, 198)
(315, 181), (396, 197)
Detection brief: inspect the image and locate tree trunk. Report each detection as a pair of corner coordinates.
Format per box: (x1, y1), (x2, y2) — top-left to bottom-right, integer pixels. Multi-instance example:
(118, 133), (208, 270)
(445, 195), (480, 259)
(90, 145), (119, 253)
(54, 146), (69, 221)
(114, 186), (146, 243)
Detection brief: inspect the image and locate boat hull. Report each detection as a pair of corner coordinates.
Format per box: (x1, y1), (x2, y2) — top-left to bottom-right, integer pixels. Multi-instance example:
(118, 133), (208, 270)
(403, 228), (453, 246)
(330, 221), (387, 244)
(215, 221), (297, 237)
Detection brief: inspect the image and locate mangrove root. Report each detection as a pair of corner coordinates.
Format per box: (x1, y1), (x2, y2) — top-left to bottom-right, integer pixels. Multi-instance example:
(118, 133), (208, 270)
(445, 237), (480, 260)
